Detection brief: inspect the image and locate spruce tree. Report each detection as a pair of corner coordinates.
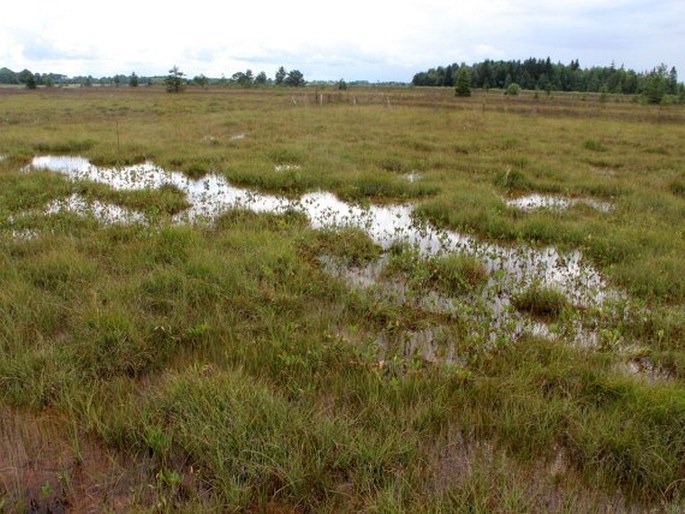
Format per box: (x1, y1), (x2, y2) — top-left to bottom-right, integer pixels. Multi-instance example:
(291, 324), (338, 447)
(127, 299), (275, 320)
(454, 67), (471, 97)
(642, 64), (668, 104)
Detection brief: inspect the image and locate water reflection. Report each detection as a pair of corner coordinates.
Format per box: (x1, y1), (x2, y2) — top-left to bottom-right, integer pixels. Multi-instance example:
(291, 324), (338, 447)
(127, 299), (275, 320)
(27, 155), (608, 308)
(46, 193), (147, 225)
(506, 193), (613, 212)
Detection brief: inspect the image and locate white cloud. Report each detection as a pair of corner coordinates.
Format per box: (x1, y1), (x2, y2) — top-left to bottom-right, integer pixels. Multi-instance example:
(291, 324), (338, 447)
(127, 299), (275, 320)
(1, 0), (683, 81)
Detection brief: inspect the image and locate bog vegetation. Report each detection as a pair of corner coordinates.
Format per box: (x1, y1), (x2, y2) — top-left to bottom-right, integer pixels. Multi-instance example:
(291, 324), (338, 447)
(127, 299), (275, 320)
(0, 85), (684, 512)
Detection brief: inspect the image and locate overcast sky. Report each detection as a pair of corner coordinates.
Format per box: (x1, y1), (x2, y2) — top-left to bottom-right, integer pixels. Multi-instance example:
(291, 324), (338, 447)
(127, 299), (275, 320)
(1, 0), (683, 82)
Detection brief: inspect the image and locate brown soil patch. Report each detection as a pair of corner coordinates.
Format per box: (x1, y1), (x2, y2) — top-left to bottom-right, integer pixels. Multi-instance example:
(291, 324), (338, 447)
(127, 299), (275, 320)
(0, 407), (153, 513)
(423, 426), (645, 512)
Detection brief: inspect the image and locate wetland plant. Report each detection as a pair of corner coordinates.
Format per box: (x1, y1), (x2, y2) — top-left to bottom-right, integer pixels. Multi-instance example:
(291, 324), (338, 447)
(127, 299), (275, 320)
(494, 168), (533, 191)
(306, 227), (382, 267)
(512, 282), (570, 319)
(1, 87), (684, 512)
(384, 245), (487, 297)
(583, 139), (608, 152)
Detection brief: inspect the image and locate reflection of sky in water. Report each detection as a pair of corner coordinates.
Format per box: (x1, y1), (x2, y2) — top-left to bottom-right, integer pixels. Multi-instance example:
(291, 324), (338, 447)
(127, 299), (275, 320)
(506, 193), (612, 213)
(28, 156), (609, 308)
(45, 193), (148, 225)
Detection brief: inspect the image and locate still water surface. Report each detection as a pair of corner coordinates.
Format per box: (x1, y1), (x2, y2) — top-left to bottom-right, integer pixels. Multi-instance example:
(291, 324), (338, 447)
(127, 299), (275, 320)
(28, 156), (608, 308)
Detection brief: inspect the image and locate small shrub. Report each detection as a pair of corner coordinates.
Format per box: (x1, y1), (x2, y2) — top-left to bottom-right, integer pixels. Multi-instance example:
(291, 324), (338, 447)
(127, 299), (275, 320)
(504, 83), (521, 96)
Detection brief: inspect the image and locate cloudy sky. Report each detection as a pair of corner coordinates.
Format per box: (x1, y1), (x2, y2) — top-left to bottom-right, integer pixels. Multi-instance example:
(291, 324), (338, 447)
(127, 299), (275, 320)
(1, 0), (683, 82)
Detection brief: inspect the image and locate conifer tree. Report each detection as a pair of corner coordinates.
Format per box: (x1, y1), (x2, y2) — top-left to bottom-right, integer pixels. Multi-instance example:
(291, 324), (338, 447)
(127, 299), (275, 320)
(454, 67), (471, 97)
(165, 66), (185, 93)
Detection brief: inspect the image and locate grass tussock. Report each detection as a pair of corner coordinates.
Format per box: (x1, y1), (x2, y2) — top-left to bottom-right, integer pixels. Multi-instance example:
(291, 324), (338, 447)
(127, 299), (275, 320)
(385, 245), (488, 297)
(305, 227), (382, 266)
(512, 282), (570, 319)
(669, 178), (685, 197)
(339, 170), (439, 203)
(34, 139), (96, 154)
(0, 86), (683, 511)
(583, 139), (609, 152)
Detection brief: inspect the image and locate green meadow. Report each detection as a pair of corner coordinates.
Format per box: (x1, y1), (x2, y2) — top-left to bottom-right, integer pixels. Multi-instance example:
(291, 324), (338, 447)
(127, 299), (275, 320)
(0, 86), (684, 512)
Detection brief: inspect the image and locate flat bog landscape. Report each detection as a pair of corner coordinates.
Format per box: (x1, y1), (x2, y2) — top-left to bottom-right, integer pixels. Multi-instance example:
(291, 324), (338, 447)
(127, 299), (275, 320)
(1, 86), (684, 512)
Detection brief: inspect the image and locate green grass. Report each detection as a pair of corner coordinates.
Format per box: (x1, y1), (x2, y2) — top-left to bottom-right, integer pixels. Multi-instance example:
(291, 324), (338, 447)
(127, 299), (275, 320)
(384, 244), (488, 298)
(582, 139), (609, 152)
(306, 226), (382, 266)
(0, 86), (683, 511)
(512, 283), (570, 319)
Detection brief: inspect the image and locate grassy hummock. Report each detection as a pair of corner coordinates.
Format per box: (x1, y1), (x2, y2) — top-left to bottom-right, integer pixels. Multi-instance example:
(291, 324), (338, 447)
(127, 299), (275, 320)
(0, 86), (683, 511)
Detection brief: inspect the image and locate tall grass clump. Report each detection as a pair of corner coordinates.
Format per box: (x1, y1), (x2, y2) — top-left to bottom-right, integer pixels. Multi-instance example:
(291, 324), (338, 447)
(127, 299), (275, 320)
(416, 185), (515, 241)
(0, 85), (684, 512)
(583, 139), (608, 152)
(138, 365), (417, 511)
(669, 178), (685, 197)
(384, 245), (487, 297)
(512, 282), (569, 319)
(339, 171), (438, 202)
(34, 139), (95, 154)
(494, 168), (533, 191)
(304, 227), (382, 266)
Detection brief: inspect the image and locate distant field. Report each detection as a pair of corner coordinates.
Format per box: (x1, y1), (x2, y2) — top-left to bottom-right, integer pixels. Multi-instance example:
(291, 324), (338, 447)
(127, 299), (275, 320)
(1, 86), (684, 512)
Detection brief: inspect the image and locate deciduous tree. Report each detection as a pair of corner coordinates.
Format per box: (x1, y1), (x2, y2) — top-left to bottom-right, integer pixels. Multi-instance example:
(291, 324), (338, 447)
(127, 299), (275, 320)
(275, 66), (287, 85)
(193, 74), (208, 88)
(254, 71), (268, 85)
(284, 69), (305, 87)
(25, 72), (37, 90)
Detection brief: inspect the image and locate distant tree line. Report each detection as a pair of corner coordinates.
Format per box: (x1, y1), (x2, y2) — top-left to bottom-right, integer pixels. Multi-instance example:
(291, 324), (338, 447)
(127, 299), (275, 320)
(221, 66), (305, 88)
(0, 67), (154, 88)
(411, 58), (682, 98)
(168, 65), (306, 92)
(1, 65), (308, 91)
(0, 67), (66, 88)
